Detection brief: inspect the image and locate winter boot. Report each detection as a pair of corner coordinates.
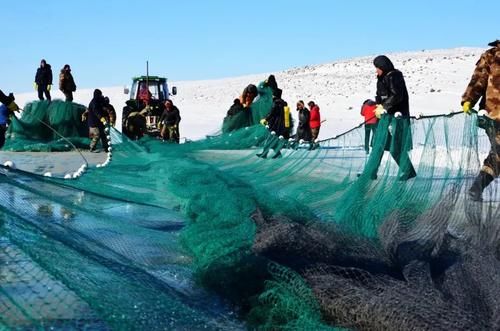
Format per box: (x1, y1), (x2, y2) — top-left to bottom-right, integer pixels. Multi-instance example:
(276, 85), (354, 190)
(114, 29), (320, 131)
(399, 168), (417, 181)
(272, 151), (282, 159)
(256, 151), (268, 159)
(468, 171), (494, 201)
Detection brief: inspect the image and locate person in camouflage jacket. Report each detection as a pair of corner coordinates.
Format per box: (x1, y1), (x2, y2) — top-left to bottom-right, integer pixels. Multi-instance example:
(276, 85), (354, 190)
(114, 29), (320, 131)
(462, 39), (500, 201)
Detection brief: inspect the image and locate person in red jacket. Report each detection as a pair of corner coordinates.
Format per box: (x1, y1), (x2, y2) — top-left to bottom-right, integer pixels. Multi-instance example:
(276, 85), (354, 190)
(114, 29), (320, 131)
(361, 99), (378, 154)
(308, 101), (321, 141)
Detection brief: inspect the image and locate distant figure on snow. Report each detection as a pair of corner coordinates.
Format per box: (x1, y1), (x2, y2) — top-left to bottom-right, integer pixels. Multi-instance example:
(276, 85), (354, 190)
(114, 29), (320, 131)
(462, 39), (500, 201)
(360, 99), (378, 154)
(34, 59), (53, 102)
(257, 89), (292, 158)
(59, 64), (77, 102)
(296, 100), (312, 142)
(308, 101), (321, 141)
(240, 84), (258, 108)
(226, 98), (244, 116)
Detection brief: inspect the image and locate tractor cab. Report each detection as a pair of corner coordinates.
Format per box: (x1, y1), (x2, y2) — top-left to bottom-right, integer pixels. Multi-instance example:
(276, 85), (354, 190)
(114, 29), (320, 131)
(122, 76), (177, 140)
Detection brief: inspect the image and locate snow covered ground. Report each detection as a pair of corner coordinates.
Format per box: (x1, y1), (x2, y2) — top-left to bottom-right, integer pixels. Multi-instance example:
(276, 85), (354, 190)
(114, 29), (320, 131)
(15, 47), (484, 141)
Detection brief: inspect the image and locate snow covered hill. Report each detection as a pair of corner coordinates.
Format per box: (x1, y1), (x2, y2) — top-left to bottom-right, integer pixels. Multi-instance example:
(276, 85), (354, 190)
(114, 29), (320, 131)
(15, 47), (484, 141)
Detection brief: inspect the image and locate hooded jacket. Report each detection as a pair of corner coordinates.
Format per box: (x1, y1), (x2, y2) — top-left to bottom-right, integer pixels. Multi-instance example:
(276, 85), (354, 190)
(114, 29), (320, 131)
(35, 63), (53, 86)
(88, 90), (106, 128)
(462, 40), (500, 121)
(374, 55), (410, 117)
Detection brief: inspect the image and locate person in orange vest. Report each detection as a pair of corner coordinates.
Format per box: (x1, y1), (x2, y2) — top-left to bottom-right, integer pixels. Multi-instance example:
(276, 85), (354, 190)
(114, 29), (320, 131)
(360, 99), (378, 154)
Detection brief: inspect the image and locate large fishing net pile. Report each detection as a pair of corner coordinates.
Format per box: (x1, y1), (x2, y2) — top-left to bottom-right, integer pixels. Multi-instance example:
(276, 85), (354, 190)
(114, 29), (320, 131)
(0, 100), (499, 330)
(3, 100), (89, 152)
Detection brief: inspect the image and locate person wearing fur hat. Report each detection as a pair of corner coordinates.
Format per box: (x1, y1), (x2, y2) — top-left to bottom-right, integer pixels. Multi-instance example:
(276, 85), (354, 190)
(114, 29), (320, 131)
(462, 39), (500, 201)
(365, 55), (416, 181)
(59, 64), (77, 102)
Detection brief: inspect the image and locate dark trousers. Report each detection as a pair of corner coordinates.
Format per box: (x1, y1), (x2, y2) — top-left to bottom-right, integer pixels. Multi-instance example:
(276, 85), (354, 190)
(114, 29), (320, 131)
(364, 123), (377, 153)
(369, 138), (416, 179)
(37, 85), (51, 101)
(63, 91), (73, 102)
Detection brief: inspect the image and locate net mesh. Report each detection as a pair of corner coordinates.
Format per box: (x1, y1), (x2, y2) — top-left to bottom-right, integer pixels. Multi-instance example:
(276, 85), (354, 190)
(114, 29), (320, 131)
(1, 101), (499, 330)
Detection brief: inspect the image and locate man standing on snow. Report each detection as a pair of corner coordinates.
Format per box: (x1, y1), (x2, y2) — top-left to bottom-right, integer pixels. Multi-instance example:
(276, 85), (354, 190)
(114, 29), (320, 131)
(34, 59), (53, 102)
(365, 55), (416, 181)
(462, 39), (500, 201)
(85, 89), (109, 153)
(59, 64), (77, 102)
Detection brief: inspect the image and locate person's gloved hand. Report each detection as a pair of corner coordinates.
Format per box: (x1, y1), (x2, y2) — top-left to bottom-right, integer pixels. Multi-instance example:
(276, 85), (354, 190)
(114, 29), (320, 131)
(375, 105), (386, 119)
(7, 101), (19, 113)
(81, 113), (87, 122)
(462, 101), (471, 114)
(260, 119), (268, 126)
(33, 82), (38, 91)
(47, 85), (51, 92)
(100, 117), (107, 125)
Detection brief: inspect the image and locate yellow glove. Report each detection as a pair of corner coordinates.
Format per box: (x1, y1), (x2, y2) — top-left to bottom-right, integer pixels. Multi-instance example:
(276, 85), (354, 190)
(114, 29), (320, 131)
(462, 101), (471, 115)
(33, 82), (38, 91)
(7, 101), (20, 112)
(47, 85), (51, 91)
(375, 105), (386, 119)
(100, 117), (107, 125)
(260, 119), (268, 126)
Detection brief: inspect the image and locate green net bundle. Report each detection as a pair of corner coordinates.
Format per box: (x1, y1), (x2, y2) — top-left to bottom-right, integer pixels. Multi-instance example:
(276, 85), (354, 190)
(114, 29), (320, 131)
(1, 101), (499, 330)
(3, 100), (89, 152)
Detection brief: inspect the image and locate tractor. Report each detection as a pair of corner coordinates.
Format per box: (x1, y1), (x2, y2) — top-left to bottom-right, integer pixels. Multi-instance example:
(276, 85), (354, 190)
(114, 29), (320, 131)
(121, 76), (177, 140)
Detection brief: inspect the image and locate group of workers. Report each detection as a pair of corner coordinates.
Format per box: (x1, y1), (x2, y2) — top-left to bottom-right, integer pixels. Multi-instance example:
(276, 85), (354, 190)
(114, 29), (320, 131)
(0, 38), (498, 202)
(34, 59), (77, 103)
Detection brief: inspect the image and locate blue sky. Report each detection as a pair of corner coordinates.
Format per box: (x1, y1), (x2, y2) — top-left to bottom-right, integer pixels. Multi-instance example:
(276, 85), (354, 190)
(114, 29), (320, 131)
(2, 0), (499, 93)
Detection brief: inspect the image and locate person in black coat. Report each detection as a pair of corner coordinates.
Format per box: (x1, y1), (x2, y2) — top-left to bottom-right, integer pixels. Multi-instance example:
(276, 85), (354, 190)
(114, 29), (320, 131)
(34, 59), (53, 101)
(85, 89), (108, 152)
(295, 100), (312, 141)
(365, 55), (416, 180)
(257, 89), (293, 158)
